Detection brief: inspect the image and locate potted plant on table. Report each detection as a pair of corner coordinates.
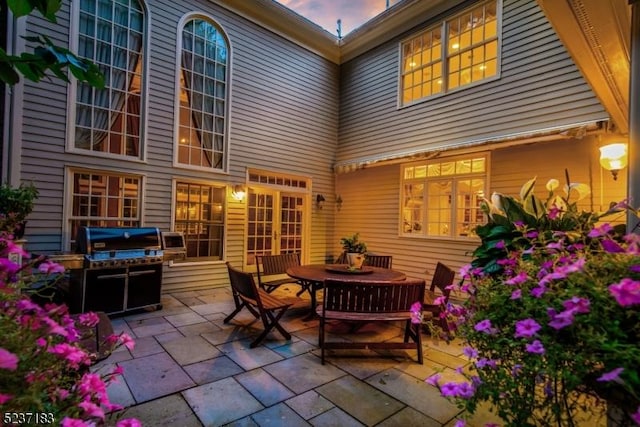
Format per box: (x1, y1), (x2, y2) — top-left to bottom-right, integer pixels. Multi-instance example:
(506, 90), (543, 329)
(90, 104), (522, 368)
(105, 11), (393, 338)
(426, 174), (640, 426)
(340, 233), (367, 269)
(0, 182), (39, 239)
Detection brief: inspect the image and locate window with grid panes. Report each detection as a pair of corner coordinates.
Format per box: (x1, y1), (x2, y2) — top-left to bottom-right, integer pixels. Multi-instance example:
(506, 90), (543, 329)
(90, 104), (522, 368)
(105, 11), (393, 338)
(401, 0), (499, 105)
(401, 155), (487, 238)
(177, 17), (229, 171)
(68, 170), (141, 251)
(73, 0), (145, 157)
(174, 182), (225, 261)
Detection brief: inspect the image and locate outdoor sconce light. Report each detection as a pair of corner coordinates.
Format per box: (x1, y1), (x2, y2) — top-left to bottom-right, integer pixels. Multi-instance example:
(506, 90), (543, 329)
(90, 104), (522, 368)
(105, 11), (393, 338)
(336, 194), (343, 211)
(316, 194), (326, 209)
(599, 142), (628, 180)
(232, 184), (246, 201)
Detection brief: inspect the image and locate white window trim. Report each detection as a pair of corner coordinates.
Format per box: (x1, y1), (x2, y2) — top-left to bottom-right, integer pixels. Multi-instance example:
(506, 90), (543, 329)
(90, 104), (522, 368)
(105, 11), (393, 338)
(169, 177), (229, 265)
(397, 0), (503, 108)
(399, 152), (491, 241)
(172, 12), (232, 174)
(66, 0), (151, 162)
(62, 166), (147, 251)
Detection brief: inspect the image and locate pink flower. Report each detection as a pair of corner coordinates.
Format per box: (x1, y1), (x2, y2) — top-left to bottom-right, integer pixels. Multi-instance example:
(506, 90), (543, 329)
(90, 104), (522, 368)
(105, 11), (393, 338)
(0, 393), (13, 404)
(525, 340), (545, 354)
(562, 296), (590, 314)
(61, 417), (91, 427)
(608, 278), (640, 307)
(597, 367), (624, 383)
(116, 419), (142, 427)
(474, 319), (494, 334)
(410, 302), (423, 324)
(38, 260), (65, 274)
(505, 271), (528, 286)
(510, 289), (522, 300)
(463, 347), (478, 359)
(440, 382), (459, 397)
(588, 223), (613, 238)
(0, 348), (19, 370)
(426, 373), (441, 386)
(78, 312), (101, 327)
(547, 309), (575, 330)
(78, 400), (105, 420)
(454, 420), (466, 427)
(78, 373), (107, 398)
(631, 406), (640, 425)
(514, 318), (541, 338)
(47, 343), (91, 369)
(601, 239), (624, 253)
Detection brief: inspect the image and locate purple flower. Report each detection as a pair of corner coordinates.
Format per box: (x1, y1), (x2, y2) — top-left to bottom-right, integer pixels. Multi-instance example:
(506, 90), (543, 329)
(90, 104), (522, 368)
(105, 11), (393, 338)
(597, 367), (624, 383)
(410, 301), (423, 324)
(630, 264), (640, 273)
(530, 285), (547, 298)
(525, 230), (538, 238)
(474, 319), (494, 334)
(453, 420), (466, 427)
(514, 318), (541, 338)
(38, 260), (65, 275)
(426, 374), (441, 386)
(562, 296), (590, 314)
(0, 348), (19, 371)
(525, 340), (545, 354)
(631, 406), (640, 425)
(476, 358), (498, 369)
(463, 347), (478, 359)
(440, 382), (459, 397)
(588, 223), (613, 238)
(505, 271), (528, 286)
(602, 239), (624, 253)
(608, 278), (640, 307)
(548, 309), (575, 330)
(510, 289), (522, 300)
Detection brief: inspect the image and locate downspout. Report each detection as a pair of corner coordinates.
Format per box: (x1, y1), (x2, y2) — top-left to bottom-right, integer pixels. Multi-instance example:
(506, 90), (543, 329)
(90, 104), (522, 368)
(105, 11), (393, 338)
(2, 11), (25, 186)
(629, 0), (640, 233)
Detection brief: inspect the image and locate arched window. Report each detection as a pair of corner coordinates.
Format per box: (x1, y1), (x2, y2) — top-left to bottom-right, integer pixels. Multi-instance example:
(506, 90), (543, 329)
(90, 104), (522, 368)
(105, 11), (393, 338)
(72, 0), (145, 157)
(177, 17), (229, 171)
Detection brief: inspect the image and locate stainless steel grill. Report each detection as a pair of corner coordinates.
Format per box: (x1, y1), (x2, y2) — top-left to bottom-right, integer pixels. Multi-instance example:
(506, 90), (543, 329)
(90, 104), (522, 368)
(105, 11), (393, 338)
(70, 227), (167, 315)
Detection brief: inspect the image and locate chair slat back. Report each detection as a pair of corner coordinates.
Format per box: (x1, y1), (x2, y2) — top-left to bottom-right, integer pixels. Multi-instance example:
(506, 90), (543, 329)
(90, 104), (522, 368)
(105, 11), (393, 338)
(364, 255), (393, 269)
(429, 262), (455, 300)
(335, 252), (348, 264)
(323, 278), (425, 313)
(226, 262), (260, 304)
(257, 253), (301, 276)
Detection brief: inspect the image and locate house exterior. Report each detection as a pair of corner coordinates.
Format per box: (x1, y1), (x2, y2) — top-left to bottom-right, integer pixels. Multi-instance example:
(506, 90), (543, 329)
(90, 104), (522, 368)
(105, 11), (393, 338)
(2, 0), (630, 292)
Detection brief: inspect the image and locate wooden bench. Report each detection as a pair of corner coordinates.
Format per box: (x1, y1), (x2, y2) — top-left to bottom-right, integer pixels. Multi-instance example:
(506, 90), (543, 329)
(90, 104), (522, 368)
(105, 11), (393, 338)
(315, 278), (425, 364)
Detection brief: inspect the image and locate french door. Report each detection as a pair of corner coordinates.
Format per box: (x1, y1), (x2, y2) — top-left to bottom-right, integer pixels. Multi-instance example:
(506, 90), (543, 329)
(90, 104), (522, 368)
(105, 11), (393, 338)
(246, 189), (305, 266)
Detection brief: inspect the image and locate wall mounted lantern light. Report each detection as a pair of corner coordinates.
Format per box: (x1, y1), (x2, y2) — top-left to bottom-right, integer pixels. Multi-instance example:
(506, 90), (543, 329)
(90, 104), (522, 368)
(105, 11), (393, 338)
(316, 194), (326, 209)
(335, 194), (343, 211)
(599, 142), (628, 180)
(232, 184), (246, 201)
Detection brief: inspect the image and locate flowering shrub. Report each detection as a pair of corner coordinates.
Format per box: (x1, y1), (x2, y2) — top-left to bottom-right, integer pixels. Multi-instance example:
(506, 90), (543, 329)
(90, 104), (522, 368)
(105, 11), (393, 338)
(0, 235), (139, 426)
(428, 176), (640, 426)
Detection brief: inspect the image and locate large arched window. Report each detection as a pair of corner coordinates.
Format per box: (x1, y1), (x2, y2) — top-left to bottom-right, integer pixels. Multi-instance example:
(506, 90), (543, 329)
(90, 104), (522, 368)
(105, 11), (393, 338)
(72, 0), (145, 158)
(177, 17), (229, 171)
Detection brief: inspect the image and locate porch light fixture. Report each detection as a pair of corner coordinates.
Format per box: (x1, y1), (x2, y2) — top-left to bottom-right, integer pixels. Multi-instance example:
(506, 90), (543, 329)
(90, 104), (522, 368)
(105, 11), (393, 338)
(316, 194), (326, 209)
(599, 142), (628, 180)
(232, 185), (246, 201)
(336, 194), (343, 211)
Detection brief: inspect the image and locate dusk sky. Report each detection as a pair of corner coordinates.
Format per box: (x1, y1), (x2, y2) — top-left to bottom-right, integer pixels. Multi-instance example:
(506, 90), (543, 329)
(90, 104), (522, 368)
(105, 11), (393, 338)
(276, 0), (402, 36)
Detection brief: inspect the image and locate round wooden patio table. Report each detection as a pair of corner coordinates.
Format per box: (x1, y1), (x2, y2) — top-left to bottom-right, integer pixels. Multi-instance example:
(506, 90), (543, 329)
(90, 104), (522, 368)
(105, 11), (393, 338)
(286, 264), (406, 311)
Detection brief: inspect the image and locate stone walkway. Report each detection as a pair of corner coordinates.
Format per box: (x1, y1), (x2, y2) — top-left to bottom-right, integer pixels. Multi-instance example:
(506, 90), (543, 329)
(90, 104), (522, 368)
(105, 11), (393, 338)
(94, 285), (493, 426)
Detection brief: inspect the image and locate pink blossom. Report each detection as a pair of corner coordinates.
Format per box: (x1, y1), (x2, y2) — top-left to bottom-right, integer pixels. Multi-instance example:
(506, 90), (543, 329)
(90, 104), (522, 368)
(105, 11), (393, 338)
(440, 382), (459, 397)
(410, 302), (422, 324)
(433, 296), (447, 305)
(547, 204), (561, 219)
(3, 239), (29, 257)
(454, 420), (466, 427)
(38, 260), (65, 274)
(116, 419), (142, 427)
(0, 348), (19, 370)
(588, 223), (613, 238)
(530, 285), (547, 298)
(510, 289), (522, 300)
(474, 319), (494, 334)
(78, 312), (100, 328)
(525, 340), (545, 354)
(463, 347), (478, 359)
(47, 343), (91, 369)
(631, 406), (640, 425)
(562, 296), (590, 314)
(514, 318), (541, 338)
(0, 393), (13, 404)
(601, 239), (624, 253)
(495, 240), (505, 249)
(78, 400), (105, 420)
(78, 373), (107, 398)
(547, 309), (575, 330)
(608, 278), (640, 307)
(61, 417), (91, 427)
(597, 367), (624, 383)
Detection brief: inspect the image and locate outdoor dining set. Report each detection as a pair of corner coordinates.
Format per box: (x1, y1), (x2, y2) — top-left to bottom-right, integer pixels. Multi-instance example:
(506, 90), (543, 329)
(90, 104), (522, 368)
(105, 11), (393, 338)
(224, 253), (456, 365)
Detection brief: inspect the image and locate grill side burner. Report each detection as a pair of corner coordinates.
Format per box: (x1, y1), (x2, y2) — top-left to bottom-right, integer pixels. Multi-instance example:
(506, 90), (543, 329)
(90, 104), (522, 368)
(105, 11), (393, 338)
(70, 226), (165, 315)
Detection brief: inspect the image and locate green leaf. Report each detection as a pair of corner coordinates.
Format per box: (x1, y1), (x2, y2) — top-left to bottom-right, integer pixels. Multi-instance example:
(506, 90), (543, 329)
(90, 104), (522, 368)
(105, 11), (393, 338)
(0, 61), (20, 85)
(7, 0), (36, 18)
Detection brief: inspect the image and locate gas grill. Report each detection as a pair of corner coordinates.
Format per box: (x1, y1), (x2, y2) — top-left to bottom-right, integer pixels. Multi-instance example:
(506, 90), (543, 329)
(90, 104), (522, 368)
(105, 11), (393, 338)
(70, 227), (166, 315)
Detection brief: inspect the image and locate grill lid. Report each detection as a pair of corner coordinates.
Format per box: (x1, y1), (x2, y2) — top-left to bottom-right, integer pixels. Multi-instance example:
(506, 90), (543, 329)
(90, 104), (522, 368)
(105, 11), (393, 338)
(77, 227), (162, 254)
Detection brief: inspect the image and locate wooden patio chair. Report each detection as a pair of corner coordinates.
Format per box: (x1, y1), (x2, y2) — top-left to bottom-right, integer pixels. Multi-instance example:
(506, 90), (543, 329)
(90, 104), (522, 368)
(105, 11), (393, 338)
(317, 278), (425, 364)
(256, 253), (302, 293)
(422, 262), (456, 332)
(363, 254), (393, 269)
(335, 252), (348, 264)
(224, 262), (293, 348)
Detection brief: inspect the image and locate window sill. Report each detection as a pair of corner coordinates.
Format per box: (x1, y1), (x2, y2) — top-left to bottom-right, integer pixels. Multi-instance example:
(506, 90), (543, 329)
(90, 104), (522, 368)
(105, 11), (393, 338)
(168, 259), (225, 267)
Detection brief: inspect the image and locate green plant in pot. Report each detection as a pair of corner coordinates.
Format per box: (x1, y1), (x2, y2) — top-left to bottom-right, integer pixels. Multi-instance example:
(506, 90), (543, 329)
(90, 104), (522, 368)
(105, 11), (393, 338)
(340, 233), (367, 269)
(0, 182), (39, 238)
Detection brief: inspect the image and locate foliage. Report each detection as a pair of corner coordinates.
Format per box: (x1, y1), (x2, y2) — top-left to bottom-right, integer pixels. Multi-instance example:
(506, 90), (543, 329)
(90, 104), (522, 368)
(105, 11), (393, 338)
(427, 176), (640, 426)
(340, 232), (367, 253)
(0, 182), (39, 236)
(0, 236), (139, 426)
(1, 0), (104, 87)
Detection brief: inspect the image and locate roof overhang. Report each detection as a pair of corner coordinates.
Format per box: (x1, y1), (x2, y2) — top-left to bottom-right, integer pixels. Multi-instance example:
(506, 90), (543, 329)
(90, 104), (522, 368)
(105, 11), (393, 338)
(536, 0), (631, 134)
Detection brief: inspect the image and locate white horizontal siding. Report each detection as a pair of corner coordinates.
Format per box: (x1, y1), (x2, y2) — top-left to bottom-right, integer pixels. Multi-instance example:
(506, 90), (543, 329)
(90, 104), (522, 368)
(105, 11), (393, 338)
(337, 0), (608, 164)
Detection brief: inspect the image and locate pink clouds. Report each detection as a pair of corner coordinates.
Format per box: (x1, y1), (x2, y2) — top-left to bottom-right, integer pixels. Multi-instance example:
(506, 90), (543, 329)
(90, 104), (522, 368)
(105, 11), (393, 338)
(277, 0), (401, 36)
